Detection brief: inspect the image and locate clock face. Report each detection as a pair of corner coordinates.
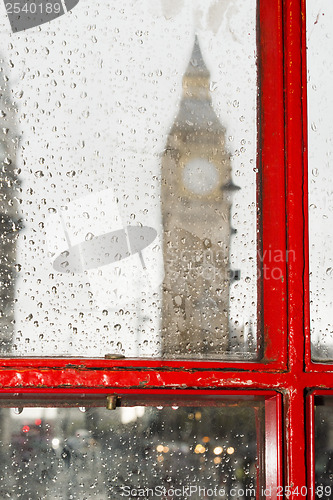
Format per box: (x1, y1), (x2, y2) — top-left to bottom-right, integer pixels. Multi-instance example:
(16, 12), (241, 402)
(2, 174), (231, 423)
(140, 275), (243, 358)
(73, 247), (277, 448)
(182, 157), (220, 195)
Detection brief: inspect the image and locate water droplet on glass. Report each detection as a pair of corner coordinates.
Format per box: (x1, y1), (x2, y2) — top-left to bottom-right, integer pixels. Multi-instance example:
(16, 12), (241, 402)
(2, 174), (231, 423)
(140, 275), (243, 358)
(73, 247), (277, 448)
(174, 295), (182, 306)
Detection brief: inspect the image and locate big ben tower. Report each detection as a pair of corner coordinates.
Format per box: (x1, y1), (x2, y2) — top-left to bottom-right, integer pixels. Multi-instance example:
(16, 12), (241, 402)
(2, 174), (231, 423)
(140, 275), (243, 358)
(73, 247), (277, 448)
(161, 36), (239, 358)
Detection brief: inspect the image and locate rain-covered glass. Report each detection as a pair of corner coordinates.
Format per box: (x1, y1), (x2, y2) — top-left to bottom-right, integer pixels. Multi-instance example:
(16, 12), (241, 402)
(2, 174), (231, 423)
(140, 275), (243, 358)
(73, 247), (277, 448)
(0, 400), (261, 499)
(0, 0), (258, 358)
(314, 396), (333, 498)
(307, 0), (333, 361)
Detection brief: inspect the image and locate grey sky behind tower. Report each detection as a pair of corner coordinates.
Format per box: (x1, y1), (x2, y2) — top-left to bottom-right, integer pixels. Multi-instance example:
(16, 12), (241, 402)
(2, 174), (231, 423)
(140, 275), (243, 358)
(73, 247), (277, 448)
(0, 0), (257, 357)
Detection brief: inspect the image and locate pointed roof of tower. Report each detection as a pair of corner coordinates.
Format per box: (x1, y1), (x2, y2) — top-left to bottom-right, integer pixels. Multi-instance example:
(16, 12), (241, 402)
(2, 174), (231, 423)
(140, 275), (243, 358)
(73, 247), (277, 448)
(184, 34), (210, 78)
(170, 35), (224, 134)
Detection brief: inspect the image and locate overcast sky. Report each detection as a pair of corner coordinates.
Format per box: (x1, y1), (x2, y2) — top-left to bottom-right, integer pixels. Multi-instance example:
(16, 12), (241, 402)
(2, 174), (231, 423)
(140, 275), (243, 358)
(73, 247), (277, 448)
(0, 0), (257, 357)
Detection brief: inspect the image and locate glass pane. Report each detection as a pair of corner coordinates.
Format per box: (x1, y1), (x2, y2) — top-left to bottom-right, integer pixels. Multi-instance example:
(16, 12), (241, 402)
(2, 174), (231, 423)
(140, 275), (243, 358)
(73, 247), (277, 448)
(0, 0), (258, 358)
(314, 396), (333, 498)
(307, 0), (333, 360)
(0, 400), (262, 499)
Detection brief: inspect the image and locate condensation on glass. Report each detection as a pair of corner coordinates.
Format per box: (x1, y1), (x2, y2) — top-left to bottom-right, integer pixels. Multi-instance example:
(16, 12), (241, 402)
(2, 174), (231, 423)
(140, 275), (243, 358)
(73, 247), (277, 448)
(0, 401), (260, 499)
(314, 396), (333, 498)
(307, 0), (333, 361)
(0, 0), (258, 358)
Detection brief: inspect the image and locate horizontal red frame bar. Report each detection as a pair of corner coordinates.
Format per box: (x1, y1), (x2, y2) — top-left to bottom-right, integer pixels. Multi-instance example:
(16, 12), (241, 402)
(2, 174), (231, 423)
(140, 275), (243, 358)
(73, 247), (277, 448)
(0, 357), (283, 370)
(0, 365), (331, 389)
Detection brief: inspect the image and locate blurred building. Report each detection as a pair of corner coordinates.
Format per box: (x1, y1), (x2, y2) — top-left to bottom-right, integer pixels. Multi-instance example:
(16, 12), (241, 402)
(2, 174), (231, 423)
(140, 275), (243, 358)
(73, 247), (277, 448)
(0, 61), (21, 353)
(161, 36), (239, 358)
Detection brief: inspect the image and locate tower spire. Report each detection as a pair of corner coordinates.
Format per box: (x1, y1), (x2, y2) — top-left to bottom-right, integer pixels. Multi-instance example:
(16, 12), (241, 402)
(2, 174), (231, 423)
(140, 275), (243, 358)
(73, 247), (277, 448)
(182, 35), (210, 99)
(184, 34), (210, 77)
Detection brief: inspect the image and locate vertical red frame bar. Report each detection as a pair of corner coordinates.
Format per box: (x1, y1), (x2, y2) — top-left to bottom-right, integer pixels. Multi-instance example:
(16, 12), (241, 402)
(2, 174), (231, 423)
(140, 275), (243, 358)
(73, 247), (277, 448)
(259, 0), (287, 366)
(302, 0), (312, 371)
(283, 0), (308, 494)
(256, 393), (282, 500)
(285, 388), (308, 499)
(307, 392), (315, 500)
(265, 393), (283, 500)
(284, 0), (306, 371)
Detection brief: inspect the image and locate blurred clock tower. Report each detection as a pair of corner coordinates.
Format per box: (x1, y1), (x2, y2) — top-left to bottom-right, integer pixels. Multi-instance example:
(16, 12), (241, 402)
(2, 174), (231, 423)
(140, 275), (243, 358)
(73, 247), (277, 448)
(161, 36), (239, 358)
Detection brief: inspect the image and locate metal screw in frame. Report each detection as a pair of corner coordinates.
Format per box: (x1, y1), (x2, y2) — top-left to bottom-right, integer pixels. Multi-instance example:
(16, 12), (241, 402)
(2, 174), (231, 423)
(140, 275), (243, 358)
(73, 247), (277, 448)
(105, 354), (126, 360)
(106, 395), (119, 410)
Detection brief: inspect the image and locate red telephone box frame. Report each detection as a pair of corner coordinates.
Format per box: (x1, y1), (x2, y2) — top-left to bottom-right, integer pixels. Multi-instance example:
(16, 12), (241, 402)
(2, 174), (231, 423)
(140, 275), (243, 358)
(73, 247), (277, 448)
(0, 1), (331, 498)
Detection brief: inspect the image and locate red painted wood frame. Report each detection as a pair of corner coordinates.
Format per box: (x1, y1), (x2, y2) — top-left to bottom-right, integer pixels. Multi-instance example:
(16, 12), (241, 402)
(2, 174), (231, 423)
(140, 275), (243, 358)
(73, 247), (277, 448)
(0, 0), (331, 498)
